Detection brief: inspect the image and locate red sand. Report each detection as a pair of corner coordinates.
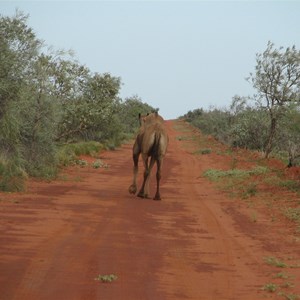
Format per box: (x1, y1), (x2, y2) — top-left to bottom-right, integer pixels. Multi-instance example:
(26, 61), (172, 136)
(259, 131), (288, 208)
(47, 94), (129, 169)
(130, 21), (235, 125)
(1, 120), (300, 300)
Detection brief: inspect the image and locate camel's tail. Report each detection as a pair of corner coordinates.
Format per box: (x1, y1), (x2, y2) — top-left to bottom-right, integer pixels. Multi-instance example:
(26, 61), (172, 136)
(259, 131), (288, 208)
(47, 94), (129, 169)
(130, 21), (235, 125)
(152, 131), (167, 159)
(152, 132), (161, 158)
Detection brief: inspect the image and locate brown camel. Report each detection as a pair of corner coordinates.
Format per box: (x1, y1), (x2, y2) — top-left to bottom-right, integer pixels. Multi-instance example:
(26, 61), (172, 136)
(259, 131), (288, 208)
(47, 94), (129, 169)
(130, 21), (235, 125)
(128, 112), (168, 200)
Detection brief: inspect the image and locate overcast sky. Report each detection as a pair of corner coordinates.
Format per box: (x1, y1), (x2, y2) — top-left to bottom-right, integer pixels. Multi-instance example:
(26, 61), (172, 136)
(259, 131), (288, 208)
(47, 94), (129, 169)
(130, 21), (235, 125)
(1, 1), (300, 119)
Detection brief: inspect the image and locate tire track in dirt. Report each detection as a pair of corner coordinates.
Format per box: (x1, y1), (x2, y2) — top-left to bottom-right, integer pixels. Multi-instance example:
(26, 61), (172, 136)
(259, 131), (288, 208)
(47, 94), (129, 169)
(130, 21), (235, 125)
(161, 120), (300, 300)
(154, 121), (252, 299)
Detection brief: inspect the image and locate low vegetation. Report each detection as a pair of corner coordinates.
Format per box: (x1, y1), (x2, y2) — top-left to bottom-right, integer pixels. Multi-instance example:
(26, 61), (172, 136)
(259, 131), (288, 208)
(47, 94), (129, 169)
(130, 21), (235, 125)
(175, 117), (300, 237)
(174, 119), (300, 298)
(262, 257), (300, 299)
(202, 155), (300, 228)
(203, 166), (268, 180)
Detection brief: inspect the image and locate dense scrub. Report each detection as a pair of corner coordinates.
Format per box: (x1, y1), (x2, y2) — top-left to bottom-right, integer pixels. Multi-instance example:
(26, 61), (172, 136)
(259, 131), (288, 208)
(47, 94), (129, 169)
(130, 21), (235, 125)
(0, 12), (155, 191)
(183, 97), (300, 166)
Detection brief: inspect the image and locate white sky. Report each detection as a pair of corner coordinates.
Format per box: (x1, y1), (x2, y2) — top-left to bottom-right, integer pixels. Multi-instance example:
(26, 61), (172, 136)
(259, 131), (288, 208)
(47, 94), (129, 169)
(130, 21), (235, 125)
(1, 1), (300, 119)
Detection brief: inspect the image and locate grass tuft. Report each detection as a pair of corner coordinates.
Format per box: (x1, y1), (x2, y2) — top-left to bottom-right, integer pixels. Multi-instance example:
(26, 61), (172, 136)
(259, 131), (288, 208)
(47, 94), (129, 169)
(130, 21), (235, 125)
(284, 207), (300, 223)
(194, 148), (212, 155)
(94, 274), (118, 283)
(278, 292), (300, 300)
(273, 272), (292, 279)
(262, 283), (277, 292)
(278, 180), (300, 194)
(203, 166), (269, 181)
(264, 257), (287, 268)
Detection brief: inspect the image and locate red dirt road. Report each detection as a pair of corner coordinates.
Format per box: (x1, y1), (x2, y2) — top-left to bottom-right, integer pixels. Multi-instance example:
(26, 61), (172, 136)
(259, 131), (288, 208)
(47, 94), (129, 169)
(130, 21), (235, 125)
(1, 120), (300, 300)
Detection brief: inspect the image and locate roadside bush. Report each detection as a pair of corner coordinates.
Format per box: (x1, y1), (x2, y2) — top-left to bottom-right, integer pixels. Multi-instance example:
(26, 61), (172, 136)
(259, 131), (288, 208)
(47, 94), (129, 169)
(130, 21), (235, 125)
(230, 108), (269, 150)
(17, 87), (59, 178)
(189, 108), (231, 144)
(0, 102), (27, 190)
(0, 156), (27, 192)
(278, 107), (300, 166)
(183, 98), (300, 165)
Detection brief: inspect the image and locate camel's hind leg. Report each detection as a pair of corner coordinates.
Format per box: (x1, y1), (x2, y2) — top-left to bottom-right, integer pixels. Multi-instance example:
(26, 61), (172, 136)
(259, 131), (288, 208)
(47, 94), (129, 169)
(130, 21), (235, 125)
(153, 158), (163, 200)
(129, 143), (139, 195)
(138, 155), (155, 198)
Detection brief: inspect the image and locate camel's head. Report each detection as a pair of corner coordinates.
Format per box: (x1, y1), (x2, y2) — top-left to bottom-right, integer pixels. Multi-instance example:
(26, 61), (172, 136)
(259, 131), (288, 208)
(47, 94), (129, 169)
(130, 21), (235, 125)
(138, 113), (149, 126)
(138, 111), (163, 126)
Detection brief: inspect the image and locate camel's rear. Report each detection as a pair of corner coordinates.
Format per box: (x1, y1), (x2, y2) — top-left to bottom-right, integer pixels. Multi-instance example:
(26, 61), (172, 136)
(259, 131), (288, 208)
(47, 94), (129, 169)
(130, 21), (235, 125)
(129, 112), (169, 200)
(142, 123), (168, 159)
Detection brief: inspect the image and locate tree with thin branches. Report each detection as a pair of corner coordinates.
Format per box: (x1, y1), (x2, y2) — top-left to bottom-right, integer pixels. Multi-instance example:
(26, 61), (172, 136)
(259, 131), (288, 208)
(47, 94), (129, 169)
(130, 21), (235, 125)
(248, 41), (300, 158)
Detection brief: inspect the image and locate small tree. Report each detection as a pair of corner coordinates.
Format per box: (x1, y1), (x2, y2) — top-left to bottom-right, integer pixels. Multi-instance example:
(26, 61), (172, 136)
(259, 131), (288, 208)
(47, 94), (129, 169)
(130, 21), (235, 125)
(248, 42), (300, 158)
(0, 11), (41, 119)
(56, 71), (121, 142)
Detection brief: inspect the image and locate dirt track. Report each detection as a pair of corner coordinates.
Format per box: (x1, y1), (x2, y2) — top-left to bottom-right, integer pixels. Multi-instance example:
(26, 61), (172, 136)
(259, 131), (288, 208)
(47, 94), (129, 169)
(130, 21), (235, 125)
(1, 120), (300, 300)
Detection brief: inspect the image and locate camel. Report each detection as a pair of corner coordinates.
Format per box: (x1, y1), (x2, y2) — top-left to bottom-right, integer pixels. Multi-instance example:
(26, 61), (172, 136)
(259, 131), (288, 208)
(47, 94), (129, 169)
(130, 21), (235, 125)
(128, 112), (168, 200)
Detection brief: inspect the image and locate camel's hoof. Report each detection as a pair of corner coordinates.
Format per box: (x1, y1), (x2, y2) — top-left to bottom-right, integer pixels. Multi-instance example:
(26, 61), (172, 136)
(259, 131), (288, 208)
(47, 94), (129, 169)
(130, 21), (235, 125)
(137, 192), (149, 199)
(129, 185), (137, 194)
(153, 195), (161, 201)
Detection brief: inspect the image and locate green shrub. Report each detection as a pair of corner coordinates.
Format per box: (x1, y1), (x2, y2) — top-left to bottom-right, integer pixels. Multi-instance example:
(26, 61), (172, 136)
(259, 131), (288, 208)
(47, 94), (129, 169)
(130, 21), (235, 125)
(182, 98), (300, 163)
(0, 157), (27, 192)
